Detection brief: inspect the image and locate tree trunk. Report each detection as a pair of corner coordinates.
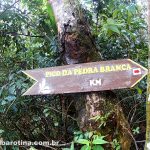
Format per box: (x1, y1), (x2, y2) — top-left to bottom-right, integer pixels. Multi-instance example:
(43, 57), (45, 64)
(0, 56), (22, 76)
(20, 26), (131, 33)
(48, 0), (131, 149)
(145, 0), (150, 149)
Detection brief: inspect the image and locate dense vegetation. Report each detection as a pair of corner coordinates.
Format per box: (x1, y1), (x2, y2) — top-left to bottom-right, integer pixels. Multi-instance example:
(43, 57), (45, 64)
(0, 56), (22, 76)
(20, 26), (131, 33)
(0, 0), (148, 149)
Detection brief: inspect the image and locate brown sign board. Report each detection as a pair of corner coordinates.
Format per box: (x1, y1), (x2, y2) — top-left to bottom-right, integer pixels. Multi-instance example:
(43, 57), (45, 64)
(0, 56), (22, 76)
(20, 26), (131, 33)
(22, 59), (148, 95)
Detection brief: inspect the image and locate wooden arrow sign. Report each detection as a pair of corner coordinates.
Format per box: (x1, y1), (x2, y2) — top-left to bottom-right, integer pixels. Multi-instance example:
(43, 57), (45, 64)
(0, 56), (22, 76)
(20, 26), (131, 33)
(22, 59), (148, 95)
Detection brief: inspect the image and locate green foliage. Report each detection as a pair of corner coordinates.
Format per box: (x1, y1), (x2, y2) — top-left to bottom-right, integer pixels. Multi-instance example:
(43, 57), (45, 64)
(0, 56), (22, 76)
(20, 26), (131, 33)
(29, 147), (38, 150)
(90, 113), (111, 128)
(0, 0), (62, 147)
(132, 126), (140, 135)
(111, 139), (121, 150)
(78, 1), (147, 149)
(0, 129), (4, 135)
(73, 131), (108, 150)
(43, 0), (58, 34)
(81, 1), (147, 61)
(0, 0), (148, 150)
(83, 3), (147, 147)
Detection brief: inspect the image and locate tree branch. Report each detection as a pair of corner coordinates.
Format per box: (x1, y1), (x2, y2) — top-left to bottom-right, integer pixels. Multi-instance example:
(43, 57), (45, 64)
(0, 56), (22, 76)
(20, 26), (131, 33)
(0, 31), (44, 38)
(37, 104), (76, 121)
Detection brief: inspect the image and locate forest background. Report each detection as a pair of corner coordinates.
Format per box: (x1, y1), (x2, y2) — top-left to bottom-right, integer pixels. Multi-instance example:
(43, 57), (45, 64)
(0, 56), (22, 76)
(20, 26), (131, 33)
(0, 0), (149, 150)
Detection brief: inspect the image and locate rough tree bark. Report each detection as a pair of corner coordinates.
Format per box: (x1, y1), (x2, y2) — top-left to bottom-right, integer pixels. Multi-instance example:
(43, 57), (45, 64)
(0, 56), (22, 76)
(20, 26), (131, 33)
(145, 0), (150, 149)
(48, 0), (131, 149)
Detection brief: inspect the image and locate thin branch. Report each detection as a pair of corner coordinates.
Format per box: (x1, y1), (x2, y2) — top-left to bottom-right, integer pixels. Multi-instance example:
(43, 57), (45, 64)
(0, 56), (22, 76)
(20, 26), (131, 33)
(0, 31), (44, 38)
(37, 104), (77, 121)
(127, 101), (144, 122)
(131, 114), (146, 128)
(12, 33), (44, 38)
(133, 119), (146, 124)
(136, 140), (145, 143)
(129, 106), (137, 124)
(4, 99), (16, 115)
(132, 114), (146, 125)
(124, 127), (139, 150)
(115, 94), (139, 106)
(48, 106), (76, 121)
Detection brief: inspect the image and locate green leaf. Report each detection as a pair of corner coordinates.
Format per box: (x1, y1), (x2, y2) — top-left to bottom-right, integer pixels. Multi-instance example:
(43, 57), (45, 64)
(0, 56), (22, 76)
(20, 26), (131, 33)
(113, 9), (119, 18)
(88, 132), (93, 139)
(29, 147), (37, 150)
(127, 4), (137, 14)
(135, 87), (143, 95)
(12, 146), (19, 150)
(45, 1), (57, 33)
(9, 73), (14, 81)
(108, 25), (120, 34)
(1, 100), (7, 105)
(127, 10), (132, 25)
(16, 80), (22, 89)
(54, 122), (59, 126)
(43, 108), (50, 117)
(81, 145), (91, 150)
(78, 134), (84, 140)
(8, 85), (16, 95)
(74, 136), (79, 141)
(70, 142), (74, 150)
(32, 116), (41, 121)
(0, 106), (4, 113)
(5, 96), (16, 101)
(116, 145), (121, 150)
(84, 132), (90, 139)
(132, 127), (140, 134)
(90, 115), (100, 121)
(93, 145), (104, 150)
(100, 14), (108, 19)
(76, 139), (90, 145)
(92, 139), (108, 145)
(0, 129), (4, 134)
(74, 131), (82, 135)
(0, 88), (3, 96)
(107, 18), (116, 25)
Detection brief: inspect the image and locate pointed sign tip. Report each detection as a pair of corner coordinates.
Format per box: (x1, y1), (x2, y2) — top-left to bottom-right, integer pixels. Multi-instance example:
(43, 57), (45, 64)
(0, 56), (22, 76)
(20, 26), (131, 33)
(22, 70), (39, 96)
(128, 59), (148, 72)
(22, 81), (39, 96)
(22, 70), (38, 82)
